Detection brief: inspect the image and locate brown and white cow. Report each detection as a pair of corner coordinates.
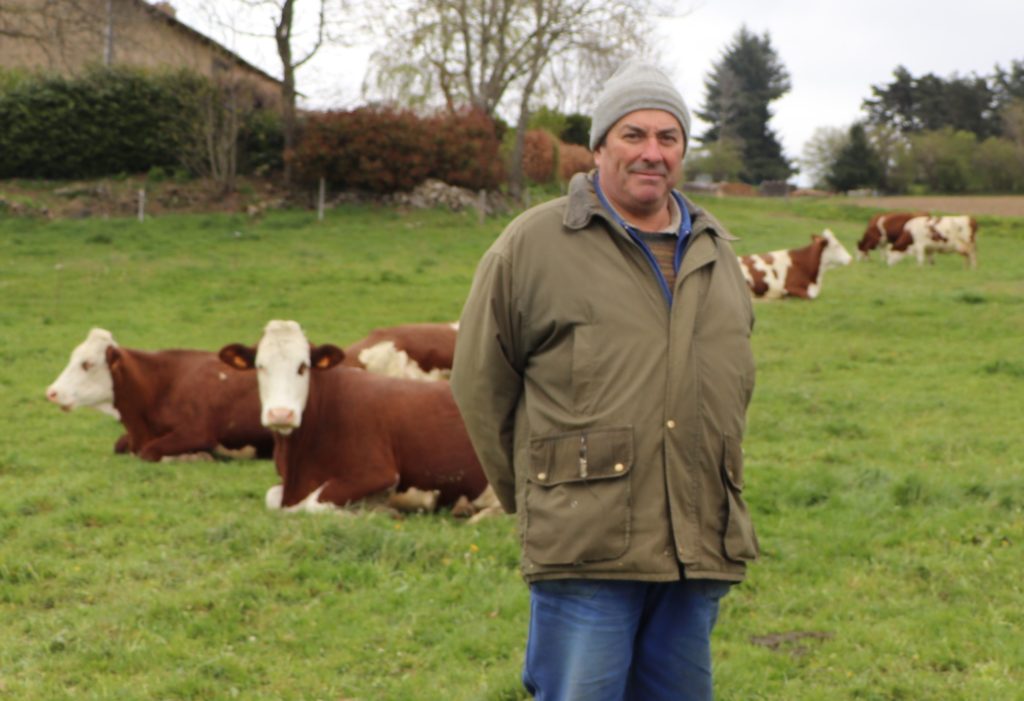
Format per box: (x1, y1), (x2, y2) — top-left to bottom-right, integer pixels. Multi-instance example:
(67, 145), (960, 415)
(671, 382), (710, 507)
(46, 328), (273, 461)
(218, 320), (490, 515)
(856, 211), (928, 261)
(886, 215), (979, 268)
(738, 229), (853, 300)
(342, 322), (458, 380)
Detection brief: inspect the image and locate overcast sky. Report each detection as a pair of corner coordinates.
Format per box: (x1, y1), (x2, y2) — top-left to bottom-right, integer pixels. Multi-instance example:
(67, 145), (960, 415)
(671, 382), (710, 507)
(168, 0), (1024, 184)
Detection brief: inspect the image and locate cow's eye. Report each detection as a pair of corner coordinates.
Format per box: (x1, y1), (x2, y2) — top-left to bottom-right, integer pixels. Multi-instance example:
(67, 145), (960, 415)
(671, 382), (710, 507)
(298, 362), (308, 376)
(81, 360), (93, 371)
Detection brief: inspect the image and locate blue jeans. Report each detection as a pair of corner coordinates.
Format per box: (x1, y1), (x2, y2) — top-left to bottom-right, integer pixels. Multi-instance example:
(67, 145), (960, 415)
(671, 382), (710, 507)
(523, 578), (732, 701)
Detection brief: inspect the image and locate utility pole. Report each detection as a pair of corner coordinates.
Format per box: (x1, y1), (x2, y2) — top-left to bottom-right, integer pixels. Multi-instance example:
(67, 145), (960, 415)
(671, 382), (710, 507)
(103, 0), (114, 65)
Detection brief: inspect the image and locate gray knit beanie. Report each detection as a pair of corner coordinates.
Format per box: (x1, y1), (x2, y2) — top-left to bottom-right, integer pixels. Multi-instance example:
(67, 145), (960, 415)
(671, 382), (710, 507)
(589, 61), (691, 151)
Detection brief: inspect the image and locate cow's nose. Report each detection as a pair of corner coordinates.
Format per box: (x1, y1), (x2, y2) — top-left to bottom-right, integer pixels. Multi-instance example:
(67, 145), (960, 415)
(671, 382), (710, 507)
(266, 407), (296, 427)
(46, 388), (59, 402)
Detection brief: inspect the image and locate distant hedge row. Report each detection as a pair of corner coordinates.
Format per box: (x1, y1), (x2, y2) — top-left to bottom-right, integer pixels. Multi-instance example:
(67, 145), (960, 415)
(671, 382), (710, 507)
(0, 67), (203, 179)
(290, 107), (506, 193)
(0, 66), (283, 181)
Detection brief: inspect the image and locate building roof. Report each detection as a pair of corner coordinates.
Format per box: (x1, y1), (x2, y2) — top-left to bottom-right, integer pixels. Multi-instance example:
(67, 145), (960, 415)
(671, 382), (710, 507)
(137, 0), (284, 87)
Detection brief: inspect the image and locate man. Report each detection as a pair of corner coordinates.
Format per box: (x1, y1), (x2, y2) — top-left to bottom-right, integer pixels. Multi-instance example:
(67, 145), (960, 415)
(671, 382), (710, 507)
(451, 60), (758, 701)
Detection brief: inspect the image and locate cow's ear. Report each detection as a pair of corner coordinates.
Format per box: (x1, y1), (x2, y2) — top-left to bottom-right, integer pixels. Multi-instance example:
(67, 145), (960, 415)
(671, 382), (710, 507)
(105, 345), (122, 368)
(219, 344), (256, 370)
(310, 344), (345, 370)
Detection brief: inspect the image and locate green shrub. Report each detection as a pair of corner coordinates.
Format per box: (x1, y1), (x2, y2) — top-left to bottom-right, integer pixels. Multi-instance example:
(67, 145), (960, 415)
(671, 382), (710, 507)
(0, 66), (208, 179)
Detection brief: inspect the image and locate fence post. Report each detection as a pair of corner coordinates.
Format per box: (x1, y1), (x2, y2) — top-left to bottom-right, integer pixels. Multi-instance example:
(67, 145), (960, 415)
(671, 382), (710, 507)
(318, 177), (326, 221)
(477, 189), (487, 226)
(137, 189), (145, 222)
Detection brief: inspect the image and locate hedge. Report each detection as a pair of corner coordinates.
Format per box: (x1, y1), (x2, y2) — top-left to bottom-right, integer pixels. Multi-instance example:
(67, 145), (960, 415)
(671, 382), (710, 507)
(290, 106), (505, 193)
(0, 66), (206, 179)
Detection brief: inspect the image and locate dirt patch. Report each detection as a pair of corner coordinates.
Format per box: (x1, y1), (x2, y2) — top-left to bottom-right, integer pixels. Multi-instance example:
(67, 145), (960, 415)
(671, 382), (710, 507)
(750, 630), (834, 657)
(842, 195), (1024, 218)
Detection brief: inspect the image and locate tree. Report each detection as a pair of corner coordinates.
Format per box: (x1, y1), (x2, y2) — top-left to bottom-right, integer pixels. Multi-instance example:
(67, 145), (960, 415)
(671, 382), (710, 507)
(697, 26), (793, 184)
(685, 138), (744, 182)
(365, 0), (658, 197)
(800, 126), (847, 190)
(826, 122), (882, 193)
(906, 127), (978, 193)
(864, 65), (999, 138)
(229, 0), (338, 185)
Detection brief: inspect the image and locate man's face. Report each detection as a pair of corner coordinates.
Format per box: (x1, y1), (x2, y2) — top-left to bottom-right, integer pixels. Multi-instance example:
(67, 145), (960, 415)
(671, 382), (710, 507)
(593, 109), (685, 220)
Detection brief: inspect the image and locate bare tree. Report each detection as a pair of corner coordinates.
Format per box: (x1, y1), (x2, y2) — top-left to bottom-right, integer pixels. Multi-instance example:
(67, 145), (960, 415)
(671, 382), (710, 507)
(366, 0), (663, 198)
(227, 0), (351, 184)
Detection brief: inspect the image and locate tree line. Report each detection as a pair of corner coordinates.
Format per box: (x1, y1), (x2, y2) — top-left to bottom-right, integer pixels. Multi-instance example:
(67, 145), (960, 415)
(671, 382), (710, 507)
(801, 61), (1024, 193)
(4, 1), (1023, 195)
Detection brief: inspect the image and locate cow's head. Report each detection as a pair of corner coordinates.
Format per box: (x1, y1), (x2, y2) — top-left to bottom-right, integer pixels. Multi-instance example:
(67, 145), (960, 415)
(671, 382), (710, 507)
(820, 229), (853, 269)
(219, 320), (344, 434)
(45, 327), (120, 418)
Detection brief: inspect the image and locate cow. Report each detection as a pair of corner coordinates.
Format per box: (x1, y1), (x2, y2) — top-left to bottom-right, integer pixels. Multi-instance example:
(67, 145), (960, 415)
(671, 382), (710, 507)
(886, 215), (979, 268)
(856, 211), (928, 261)
(342, 322), (458, 380)
(46, 328), (273, 461)
(738, 229), (853, 300)
(218, 320), (491, 516)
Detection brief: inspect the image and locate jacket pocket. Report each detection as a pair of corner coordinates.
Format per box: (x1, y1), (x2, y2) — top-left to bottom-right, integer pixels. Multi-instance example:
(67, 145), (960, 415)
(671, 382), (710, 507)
(524, 426), (633, 566)
(721, 436), (759, 562)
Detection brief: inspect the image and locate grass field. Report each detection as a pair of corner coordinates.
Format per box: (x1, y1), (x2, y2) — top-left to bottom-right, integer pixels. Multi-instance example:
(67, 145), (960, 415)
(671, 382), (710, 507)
(1, 196), (1023, 700)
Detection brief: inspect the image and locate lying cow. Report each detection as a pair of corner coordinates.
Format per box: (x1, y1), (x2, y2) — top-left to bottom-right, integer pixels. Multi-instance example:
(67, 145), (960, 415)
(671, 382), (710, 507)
(46, 327), (273, 461)
(218, 320), (490, 515)
(886, 215), (979, 268)
(856, 211), (928, 261)
(738, 229), (853, 300)
(342, 322), (458, 380)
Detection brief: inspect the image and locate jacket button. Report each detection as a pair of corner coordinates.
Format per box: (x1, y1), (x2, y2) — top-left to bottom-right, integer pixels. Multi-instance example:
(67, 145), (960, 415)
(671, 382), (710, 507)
(614, 463), (625, 472)
(537, 472), (547, 481)
(666, 419), (677, 429)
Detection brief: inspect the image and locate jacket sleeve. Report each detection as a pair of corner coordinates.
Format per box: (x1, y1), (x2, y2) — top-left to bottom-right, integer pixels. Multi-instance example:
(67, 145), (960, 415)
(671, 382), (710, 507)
(451, 249), (524, 513)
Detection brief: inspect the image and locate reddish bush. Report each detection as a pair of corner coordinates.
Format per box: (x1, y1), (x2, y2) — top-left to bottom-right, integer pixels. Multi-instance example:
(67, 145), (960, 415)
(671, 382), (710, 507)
(428, 108), (505, 191)
(290, 106), (503, 194)
(522, 129), (557, 183)
(558, 142), (594, 181)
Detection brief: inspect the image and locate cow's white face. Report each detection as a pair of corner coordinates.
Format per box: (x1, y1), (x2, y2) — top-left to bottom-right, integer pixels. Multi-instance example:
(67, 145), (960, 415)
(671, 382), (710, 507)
(45, 328), (120, 418)
(255, 320), (312, 434)
(821, 229), (853, 269)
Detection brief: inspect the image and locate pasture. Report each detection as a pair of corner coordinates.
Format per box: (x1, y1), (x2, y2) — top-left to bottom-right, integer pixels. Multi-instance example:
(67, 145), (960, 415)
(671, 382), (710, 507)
(1, 196), (1022, 700)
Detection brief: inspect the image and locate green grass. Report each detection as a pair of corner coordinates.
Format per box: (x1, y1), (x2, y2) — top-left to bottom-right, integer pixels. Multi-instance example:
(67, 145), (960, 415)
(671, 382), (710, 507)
(2, 197), (1023, 700)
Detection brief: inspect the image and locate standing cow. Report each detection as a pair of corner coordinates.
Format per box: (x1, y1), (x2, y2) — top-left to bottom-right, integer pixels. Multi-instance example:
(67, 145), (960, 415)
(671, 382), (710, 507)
(738, 229), (853, 300)
(46, 328), (273, 461)
(886, 215), (979, 268)
(218, 320), (490, 513)
(856, 211), (928, 261)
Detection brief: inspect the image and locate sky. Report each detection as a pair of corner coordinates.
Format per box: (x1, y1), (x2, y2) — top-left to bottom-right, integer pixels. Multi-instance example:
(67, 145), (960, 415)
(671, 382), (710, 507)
(166, 0), (1024, 185)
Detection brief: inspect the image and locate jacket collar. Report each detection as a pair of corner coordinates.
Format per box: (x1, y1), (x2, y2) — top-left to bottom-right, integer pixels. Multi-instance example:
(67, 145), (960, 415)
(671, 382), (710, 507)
(564, 170), (738, 243)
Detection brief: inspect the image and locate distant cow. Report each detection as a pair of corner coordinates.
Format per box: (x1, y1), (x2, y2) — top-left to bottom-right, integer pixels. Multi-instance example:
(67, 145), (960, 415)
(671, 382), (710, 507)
(886, 215), (979, 268)
(46, 328), (273, 461)
(738, 229), (853, 300)
(856, 211), (928, 260)
(218, 320), (489, 514)
(342, 322), (458, 380)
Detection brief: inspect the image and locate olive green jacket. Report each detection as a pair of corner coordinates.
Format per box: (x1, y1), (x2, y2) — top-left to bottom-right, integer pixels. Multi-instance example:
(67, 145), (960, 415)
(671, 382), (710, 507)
(451, 172), (758, 583)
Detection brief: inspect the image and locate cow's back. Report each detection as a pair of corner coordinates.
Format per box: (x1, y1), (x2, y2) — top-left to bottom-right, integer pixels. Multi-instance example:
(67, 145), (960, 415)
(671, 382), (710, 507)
(344, 323), (457, 373)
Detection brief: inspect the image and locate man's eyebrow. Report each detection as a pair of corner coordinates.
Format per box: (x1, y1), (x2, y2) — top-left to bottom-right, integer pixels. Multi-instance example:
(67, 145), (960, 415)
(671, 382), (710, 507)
(620, 123), (682, 136)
